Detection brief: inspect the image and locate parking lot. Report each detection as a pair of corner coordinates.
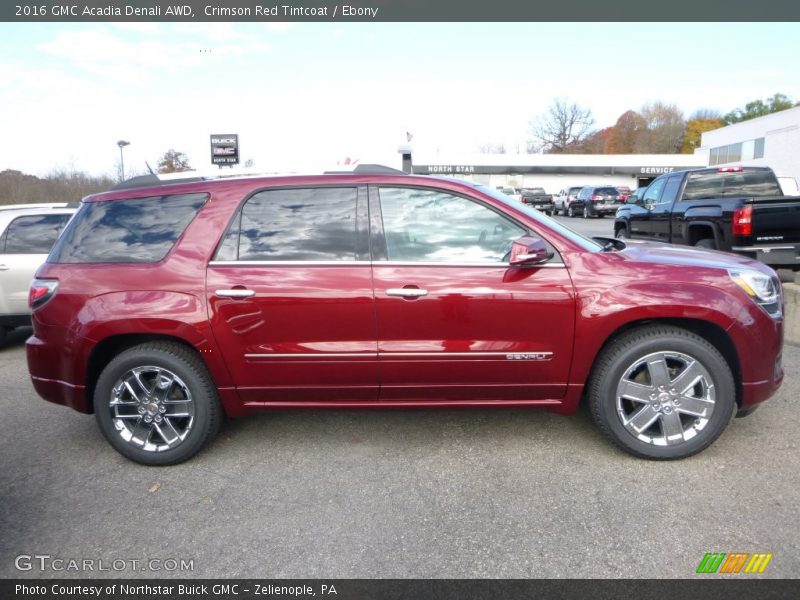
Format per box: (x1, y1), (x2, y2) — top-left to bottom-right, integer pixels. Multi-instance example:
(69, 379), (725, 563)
(1, 319), (798, 579)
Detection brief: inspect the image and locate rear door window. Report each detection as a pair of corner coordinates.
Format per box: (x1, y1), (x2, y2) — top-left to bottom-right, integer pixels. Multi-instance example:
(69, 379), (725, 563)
(1, 214), (72, 254)
(215, 187), (363, 262)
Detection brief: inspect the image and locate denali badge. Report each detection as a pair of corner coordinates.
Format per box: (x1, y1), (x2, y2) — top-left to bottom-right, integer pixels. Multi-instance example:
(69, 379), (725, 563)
(757, 236), (784, 241)
(506, 352), (553, 361)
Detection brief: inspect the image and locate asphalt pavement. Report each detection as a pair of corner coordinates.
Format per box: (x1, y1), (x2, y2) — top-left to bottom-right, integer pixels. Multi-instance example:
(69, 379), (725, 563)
(1, 325), (798, 579)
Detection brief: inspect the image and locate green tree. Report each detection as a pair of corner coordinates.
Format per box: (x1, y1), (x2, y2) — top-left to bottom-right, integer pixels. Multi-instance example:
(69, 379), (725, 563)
(723, 93), (797, 124)
(157, 149), (192, 173)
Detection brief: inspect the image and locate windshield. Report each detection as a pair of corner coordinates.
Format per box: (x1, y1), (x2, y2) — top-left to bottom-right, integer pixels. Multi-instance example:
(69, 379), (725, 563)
(476, 185), (603, 252)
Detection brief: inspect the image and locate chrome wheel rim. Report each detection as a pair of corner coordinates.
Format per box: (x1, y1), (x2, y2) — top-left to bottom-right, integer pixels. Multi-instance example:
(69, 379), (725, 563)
(108, 366), (195, 452)
(615, 351), (716, 447)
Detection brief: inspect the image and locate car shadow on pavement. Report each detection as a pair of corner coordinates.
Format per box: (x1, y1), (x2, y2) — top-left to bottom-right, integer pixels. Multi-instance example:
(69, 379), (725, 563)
(0, 326), (32, 350)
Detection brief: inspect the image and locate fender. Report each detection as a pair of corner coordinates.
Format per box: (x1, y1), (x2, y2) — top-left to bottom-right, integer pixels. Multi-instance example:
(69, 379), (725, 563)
(684, 220), (723, 247)
(71, 291), (234, 389)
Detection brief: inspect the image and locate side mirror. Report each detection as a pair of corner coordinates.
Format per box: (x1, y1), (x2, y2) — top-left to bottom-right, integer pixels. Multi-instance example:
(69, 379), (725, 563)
(509, 236), (551, 267)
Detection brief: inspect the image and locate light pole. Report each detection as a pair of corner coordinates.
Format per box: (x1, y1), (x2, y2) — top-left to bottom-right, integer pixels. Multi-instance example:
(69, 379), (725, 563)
(117, 140), (130, 181)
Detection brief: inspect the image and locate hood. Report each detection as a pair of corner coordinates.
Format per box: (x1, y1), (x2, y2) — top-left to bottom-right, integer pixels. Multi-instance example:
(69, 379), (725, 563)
(617, 239), (775, 275)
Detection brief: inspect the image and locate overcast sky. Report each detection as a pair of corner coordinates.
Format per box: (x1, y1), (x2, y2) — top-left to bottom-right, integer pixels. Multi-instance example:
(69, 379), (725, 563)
(2, 22), (799, 178)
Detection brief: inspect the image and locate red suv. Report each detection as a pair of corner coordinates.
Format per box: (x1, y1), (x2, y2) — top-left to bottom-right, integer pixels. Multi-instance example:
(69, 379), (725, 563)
(26, 166), (784, 464)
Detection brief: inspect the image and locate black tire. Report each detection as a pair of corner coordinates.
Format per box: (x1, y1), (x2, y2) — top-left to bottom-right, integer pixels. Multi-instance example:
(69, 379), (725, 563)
(567, 205), (576, 218)
(588, 325), (736, 460)
(94, 342), (222, 465)
(694, 238), (716, 250)
(0, 327), (6, 347)
(615, 226), (629, 239)
(583, 205), (591, 219)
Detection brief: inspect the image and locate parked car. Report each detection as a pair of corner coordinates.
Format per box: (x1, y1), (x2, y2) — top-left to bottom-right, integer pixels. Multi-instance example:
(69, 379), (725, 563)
(553, 186), (583, 216)
(615, 186), (632, 202)
(0, 203), (75, 345)
(570, 186), (624, 218)
(519, 187), (554, 215)
(27, 166), (784, 464)
(496, 185), (521, 202)
(614, 166), (800, 270)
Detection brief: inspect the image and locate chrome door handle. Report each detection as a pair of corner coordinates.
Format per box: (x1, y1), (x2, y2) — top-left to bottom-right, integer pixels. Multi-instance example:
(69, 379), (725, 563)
(0, 264), (8, 271)
(215, 288), (255, 298)
(386, 288), (428, 298)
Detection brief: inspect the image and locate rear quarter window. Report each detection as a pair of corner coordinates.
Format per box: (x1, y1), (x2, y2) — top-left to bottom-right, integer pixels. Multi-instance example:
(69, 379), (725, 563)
(48, 193), (208, 263)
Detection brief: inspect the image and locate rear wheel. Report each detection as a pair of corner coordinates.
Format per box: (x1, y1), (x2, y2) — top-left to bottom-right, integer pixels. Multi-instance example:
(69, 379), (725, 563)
(583, 205), (591, 219)
(94, 342), (222, 465)
(588, 325), (735, 460)
(567, 205), (576, 218)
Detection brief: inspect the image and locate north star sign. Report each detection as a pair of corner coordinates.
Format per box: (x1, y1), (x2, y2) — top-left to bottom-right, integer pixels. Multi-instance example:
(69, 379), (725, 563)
(426, 165), (476, 173)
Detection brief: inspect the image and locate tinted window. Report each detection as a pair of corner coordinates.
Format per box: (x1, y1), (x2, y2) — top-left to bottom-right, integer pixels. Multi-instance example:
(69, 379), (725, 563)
(656, 175), (682, 205)
(217, 187), (358, 262)
(594, 187), (618, 195)
(643, 178), (666, 204)
(379, 187), (526, 263)
(683, 170), (781, 200)
(2, 214), (71, 254)
(49, 193), (207, 263)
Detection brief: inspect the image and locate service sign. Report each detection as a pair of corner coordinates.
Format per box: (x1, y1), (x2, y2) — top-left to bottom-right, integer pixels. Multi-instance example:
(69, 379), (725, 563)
(210, 134), (239, 165)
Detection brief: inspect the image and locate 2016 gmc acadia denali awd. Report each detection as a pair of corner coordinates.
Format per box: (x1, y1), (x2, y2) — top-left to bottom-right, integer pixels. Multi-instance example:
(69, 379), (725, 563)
(25, 166), (784, 465)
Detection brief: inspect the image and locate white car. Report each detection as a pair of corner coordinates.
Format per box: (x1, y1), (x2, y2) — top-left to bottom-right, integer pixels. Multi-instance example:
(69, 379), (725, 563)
(0, 203), (75, 344)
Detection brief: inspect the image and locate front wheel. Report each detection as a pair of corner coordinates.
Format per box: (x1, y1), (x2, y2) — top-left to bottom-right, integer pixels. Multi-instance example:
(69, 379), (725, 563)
(583, 206), (591, 219)
(94, 342), (222, 465)
(588, 326), (735, 460)
(567, 205), (576, 218)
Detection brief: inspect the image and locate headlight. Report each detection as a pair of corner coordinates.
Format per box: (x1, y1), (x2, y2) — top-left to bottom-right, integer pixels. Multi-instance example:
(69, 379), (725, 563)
(728, 269), (782, 316)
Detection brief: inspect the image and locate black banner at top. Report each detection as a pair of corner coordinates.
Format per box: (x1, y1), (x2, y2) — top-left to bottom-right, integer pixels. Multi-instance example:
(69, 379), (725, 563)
(4, 0), (800, 21)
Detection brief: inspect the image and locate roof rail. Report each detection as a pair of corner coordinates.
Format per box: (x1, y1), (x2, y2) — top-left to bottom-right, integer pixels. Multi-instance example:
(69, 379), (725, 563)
(323, 164), (407, 175)
(110, 174), (205, 191)
(111, 163), (408, 191)
(0, 202), (71, 210)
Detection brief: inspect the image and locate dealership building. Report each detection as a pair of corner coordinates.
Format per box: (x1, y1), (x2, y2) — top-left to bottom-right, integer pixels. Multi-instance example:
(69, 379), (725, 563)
(695, 105), (800, 184)
(401, 152), (706, 192)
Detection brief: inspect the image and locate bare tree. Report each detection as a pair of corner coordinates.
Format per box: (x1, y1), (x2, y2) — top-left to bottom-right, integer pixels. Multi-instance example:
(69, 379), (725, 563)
(477, 142), (507, 154)
(157, 149), (192, 174)
(0, 169), (115, 205)
(529, 98), (595, 154)
(637, 102), (686, 153)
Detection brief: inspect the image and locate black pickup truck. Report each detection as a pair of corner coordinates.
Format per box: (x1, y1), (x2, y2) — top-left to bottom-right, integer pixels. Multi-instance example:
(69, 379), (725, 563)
(614, 166), (800, 270)
(520, 187), (554, 215)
